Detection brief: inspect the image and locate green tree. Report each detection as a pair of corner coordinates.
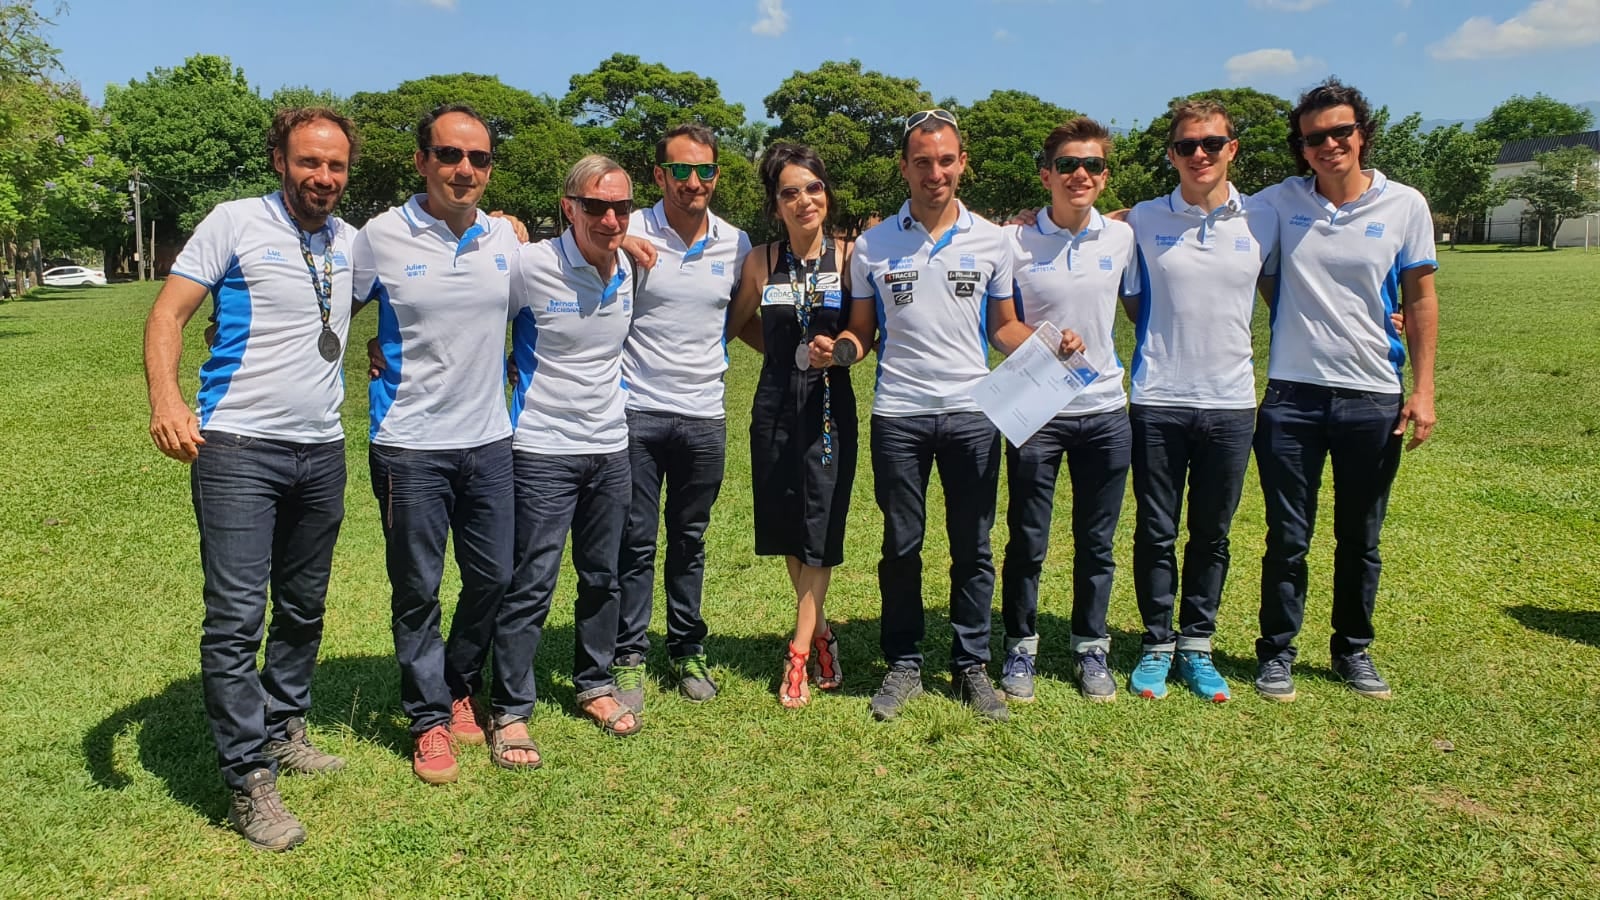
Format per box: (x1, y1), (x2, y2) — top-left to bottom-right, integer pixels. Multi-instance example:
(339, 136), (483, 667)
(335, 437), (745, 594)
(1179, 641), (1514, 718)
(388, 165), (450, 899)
(1476, 93), (1595, 144)
(1127, 87), (1295, 198)
(1422, 125), (1502, 249)
(765, 59), (931, 234)
(560, 53), (745, 201)
(960, 90), (1077, 219)
(1507, 146), (1600, 249)
(1368, 110), (1431, 196)
(346, 73), (581, 227)
(268, 85), (349, 115)
(102, 54), (272, 243)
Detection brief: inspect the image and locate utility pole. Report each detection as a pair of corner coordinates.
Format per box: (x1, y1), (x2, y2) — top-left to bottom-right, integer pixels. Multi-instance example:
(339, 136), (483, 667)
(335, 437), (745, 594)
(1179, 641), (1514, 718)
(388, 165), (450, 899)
(130, 167), (145, 281)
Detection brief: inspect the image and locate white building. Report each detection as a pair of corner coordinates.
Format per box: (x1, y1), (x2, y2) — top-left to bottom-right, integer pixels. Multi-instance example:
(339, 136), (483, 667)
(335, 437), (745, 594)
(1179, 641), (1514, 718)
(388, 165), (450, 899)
(1485, 131), (1600, 247)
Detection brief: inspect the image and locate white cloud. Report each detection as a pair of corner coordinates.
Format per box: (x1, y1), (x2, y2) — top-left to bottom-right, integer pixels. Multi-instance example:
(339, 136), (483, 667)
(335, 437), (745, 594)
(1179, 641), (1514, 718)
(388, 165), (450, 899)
(1430, 0), (1600, 60)
(1393, 32), (1407, 46)
(1250, 0), (1331, 10)
(752, 0), (789, 36)
(1224, 48), (1326, 83)
(993, 28), (1013, 41)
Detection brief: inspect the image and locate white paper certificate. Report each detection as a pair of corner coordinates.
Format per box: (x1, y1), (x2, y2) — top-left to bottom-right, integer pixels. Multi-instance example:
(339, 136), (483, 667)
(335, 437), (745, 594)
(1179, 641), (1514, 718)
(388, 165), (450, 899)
(972, 321), (1101, 446)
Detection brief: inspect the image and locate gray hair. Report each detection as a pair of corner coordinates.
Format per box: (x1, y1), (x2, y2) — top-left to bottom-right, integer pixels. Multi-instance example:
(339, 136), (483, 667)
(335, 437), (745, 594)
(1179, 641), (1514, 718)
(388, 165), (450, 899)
(563, 154), (631, 197)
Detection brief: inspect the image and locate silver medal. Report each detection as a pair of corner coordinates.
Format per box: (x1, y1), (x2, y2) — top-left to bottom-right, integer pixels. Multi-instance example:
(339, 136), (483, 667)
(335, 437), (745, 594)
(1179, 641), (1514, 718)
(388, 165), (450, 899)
(318, 327), (342, 362)
(794, 342), (812, 371)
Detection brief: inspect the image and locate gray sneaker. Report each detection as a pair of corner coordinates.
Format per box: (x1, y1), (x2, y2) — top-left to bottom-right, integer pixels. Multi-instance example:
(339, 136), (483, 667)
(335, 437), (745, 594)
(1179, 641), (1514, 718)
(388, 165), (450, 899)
(611, 652), (647, 715)
(1072, 650), (1117, 702)
(869, 668), (924, 721)
(1254, 657), (1297, 702)
(953, 666), (1010, 722)
(263, 717), (345, 775)
(229, 769), (306, 852)
(673, 653), (718, 703)
(1332, 652), (1392, 700)
(999, 649), (1037, 702)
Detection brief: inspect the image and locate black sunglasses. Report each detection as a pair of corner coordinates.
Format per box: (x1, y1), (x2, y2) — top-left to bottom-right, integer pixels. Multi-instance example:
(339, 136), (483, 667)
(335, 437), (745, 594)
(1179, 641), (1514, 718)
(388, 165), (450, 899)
(566, 196), (634, 218)
(905, 108), (959, 133)
(777, 180), (826, 202)
(660, 162), (719, 181)
(1300, 123), (1359, 148)
(1171, 136), (1232, 157)
(1052, 155), (1107, 175)
(427, 145), (493, 168)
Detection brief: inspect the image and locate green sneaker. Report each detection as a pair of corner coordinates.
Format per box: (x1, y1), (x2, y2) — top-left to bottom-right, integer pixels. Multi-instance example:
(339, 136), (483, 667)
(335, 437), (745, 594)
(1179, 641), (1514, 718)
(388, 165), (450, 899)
(611, 652), (647, 715)
(673, 653), (718, 703)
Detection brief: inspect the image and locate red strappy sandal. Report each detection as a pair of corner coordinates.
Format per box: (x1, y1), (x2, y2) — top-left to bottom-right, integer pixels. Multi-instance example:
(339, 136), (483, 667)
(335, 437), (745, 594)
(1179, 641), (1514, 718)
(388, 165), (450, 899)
(780, 641), (811, 708)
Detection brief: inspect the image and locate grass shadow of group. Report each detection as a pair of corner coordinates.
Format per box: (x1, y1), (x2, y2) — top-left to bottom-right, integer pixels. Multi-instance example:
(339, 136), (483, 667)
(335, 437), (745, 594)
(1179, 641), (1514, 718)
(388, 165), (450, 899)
(1507, 604), (1600, 650)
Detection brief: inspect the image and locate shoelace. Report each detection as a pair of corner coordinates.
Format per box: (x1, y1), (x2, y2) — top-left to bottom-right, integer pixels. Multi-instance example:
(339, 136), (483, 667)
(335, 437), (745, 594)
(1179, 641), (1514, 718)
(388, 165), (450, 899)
(1135, 653), (1171, 674)
(884, 669), (920, 695)
(417, 728), (451, 760)
(1003, 652), (1036, 678)
(1261, 659), (1292, 682)
(1079, 653), (1110, 677)
(614, 664), (646, 691)
(1343, 654), (1379, 680)
(678, 656), (711, 682)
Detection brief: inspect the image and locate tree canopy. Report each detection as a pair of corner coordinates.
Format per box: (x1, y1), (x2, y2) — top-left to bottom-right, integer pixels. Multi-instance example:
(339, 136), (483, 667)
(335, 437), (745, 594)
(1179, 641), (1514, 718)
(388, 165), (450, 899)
(1476, 94), (1595, 144)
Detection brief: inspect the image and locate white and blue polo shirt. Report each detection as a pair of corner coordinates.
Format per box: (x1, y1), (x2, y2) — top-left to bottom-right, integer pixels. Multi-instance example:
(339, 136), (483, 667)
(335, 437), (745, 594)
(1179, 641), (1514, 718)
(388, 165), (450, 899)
(352, 196), (519, 449)
(849, 201), (1013, 417)
(1255, 170), (1437, 394)
(621, 202), (750, 418)
(170, 192), (354, 443)
(1122, 185), (1279, 409)
(509, 230), (635, 456)
(1007, 207), (1136, 417)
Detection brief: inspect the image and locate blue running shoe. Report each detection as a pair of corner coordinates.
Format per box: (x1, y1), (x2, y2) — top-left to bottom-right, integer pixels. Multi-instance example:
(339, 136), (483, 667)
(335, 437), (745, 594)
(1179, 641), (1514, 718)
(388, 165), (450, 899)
(1129, 651), (1172, 700)
(1072, 650), (1117, 702)
(1000, 649), (1037, 702)
(1177, 650), (1231, 703)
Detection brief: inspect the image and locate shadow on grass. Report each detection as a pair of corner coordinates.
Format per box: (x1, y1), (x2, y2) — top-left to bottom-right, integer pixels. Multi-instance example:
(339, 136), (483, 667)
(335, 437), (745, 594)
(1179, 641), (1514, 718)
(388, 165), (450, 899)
(16, 286), (107, 302)
(1507, 604), (1600, 649)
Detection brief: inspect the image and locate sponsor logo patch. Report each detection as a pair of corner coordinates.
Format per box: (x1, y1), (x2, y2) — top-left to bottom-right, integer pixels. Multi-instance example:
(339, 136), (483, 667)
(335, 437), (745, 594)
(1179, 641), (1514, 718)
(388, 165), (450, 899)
(761, 285), (799, 306)
(711, 261), (725, 277)
(332, 251), (348, 266)
(890, 281), (914, 294)
(959, 253), (976, 269)
(494, 253), (509, 271)
(894, 292), (914, 305)
(405, 263), (428, 278)
(1234, 237), (1253, 252)
(1365, 222), (1386, 239)
(1289, 214), (1314, 228)
(946, 270), (981, 282)
(953, 282), (975, 298)
(884, 271), (918, 285)
(822, 290), (843, 309)
(1098, 256), (1114, 271)
(813, 272), (842, 291)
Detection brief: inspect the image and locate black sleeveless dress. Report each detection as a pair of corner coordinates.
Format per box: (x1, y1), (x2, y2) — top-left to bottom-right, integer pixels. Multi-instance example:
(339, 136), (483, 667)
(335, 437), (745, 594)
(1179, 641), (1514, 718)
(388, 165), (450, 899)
(748, 240), (858, 567)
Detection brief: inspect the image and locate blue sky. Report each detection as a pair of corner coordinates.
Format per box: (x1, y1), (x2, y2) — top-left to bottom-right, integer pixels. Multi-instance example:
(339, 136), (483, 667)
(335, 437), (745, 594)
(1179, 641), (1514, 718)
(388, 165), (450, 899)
(51, 0), (1600, 127)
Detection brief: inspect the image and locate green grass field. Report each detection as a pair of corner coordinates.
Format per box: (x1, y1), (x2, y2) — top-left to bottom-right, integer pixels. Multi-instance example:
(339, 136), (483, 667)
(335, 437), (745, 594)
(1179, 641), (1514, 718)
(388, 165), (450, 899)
(1, 246), (1598, 898)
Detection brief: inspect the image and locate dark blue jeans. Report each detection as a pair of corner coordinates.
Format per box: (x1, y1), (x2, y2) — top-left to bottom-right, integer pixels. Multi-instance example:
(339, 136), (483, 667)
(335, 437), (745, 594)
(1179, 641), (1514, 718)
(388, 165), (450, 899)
(871, 412), (1001, 672)
(1255, 380), (1403, 664)
(192, 431), (345, 791)
(368, 439), (513, 735)
(1001, 410), (1131, 656)
(1130, 405), (1255, 652)
(499, 451), (631, 718)
(617, 410), (726, 661)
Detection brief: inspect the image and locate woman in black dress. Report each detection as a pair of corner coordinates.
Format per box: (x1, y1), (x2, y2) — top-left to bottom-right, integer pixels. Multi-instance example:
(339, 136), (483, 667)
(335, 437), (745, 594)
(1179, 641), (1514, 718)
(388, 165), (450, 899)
(730, 143), (865, 708)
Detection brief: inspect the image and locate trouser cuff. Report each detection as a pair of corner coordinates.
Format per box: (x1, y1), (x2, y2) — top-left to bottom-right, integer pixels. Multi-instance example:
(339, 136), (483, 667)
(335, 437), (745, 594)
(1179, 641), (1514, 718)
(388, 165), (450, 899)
(1070, 634), (1111, 655)
(1176, 636), (1213, 652)
(1004, 634), (1039, 657)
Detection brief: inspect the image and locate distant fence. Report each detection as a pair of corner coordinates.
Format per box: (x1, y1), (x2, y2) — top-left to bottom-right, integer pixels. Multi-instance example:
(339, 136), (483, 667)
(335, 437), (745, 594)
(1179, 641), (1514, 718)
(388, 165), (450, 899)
(1445, 213), (1600, 248)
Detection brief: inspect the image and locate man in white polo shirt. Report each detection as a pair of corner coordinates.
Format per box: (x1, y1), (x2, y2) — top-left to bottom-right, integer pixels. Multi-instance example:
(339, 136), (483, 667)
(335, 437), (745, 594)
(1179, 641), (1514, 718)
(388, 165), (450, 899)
(1120, 99), (1279, 704)
(144, 107), (356, 851)
(1250, 78), (1438, 702)
(612, 123), (750, 712)
(842, 109), (1014, 723)
(352, 104), (527, 783)
(988, 117), (1137, 706)
(499, 155), (642, 739)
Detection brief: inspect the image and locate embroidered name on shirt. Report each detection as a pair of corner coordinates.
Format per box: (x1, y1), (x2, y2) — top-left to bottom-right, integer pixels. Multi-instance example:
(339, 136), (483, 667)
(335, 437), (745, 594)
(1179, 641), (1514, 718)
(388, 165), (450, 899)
(546, 298), (580, 313)
(263, 249), (286, 262)
(1289, 214), (1315, 228)
(889, 256), (914, 269)
(405, 263), (428, 278)
(1027, 261), (1056, 273)
(1155, 235), (1183, 248)
(1365, 223), (1386, 238)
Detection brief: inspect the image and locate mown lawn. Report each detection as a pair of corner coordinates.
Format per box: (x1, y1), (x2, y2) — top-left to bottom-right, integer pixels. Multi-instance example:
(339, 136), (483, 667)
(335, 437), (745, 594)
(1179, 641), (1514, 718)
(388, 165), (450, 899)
(1, 245), (1597, 898)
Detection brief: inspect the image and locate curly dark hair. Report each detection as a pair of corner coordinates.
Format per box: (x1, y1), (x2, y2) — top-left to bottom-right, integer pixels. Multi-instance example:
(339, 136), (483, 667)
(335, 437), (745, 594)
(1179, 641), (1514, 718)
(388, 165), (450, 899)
(1287, 77), (1374, 174)
(267, 107), (359, 165)
(758, 142), (838, 225)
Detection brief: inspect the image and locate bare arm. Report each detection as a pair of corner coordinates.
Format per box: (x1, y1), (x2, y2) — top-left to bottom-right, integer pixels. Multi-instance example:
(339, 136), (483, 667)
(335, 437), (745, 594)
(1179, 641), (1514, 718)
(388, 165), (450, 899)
(811, 240), (865, 367)
(987, 296), (1084, 357)
(1396, 266), (1438, 450)
(728, 246), (766, 352)
(144, 277), (211, 462)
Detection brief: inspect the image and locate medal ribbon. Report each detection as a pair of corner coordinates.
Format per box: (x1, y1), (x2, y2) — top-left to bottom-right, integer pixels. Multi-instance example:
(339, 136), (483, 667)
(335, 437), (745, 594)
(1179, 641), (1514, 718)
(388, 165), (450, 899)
(786, 239), (834, 469)
(296, 221), (334, 331)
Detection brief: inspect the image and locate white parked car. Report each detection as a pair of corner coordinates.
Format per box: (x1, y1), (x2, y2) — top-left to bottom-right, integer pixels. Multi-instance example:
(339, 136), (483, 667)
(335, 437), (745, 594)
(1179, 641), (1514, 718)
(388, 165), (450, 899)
(42, 265), (107, 287)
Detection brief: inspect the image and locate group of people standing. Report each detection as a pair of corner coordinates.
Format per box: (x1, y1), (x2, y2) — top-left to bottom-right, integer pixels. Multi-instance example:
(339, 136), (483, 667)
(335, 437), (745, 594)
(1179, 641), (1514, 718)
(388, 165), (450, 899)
(143, 75), (1436, 853)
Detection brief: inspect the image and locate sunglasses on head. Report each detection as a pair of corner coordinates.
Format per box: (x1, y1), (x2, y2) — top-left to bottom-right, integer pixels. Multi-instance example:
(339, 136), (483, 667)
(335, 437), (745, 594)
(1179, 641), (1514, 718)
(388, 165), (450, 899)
(1300, 123), (1359, 148)
(566, 196), (634, 218)
(1052, 155), (1107, 176)
(905, 108), (959, 133)
(1170, 136), (1232, 157)
(778, 180), (826, 202)
(427, 145), (493, 168)
(660, 162), (719, 181)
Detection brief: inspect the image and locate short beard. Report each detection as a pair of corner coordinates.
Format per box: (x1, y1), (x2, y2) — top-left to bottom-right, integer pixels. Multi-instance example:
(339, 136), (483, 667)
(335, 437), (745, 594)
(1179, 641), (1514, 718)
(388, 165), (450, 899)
(284, 178), (339, 228)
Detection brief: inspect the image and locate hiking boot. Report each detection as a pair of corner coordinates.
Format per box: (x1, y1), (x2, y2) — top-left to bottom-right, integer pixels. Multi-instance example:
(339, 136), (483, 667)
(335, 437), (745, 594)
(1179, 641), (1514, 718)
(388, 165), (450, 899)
(869, 668), (924, 721)
(673, 653), (718, 703)
(999, 649), (1037, 702)
(1072, 650), (1117, 702)
(263, 716), (345, 775)
(1254, 657), (1297, 703)
(228, 769), (306, 852)
(953, 665), (1010, 722)
(1332, 652), (1392, 700)
(611, 652), (647, 715)
(1176, 650), (1231, 703)
(413, 725), (459, 785)
(1129, 650), (1173, 700)
(449, 697), (485, 746)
